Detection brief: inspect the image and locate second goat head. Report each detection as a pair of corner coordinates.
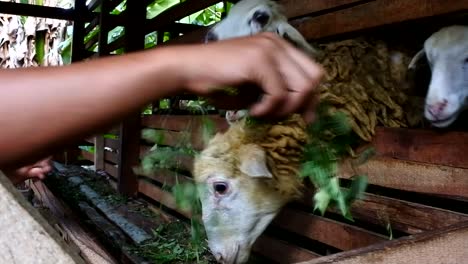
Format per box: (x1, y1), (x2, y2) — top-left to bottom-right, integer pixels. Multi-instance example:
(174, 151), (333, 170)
(409, 25), (468, 128)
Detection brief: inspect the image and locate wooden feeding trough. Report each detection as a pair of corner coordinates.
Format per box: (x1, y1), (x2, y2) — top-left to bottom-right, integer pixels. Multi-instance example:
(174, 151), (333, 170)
(1, 0), (468, 263)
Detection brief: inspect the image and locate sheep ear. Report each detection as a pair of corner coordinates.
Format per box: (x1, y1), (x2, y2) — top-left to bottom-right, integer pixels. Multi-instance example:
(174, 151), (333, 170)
(408, 49), (426, 70)
(276, 22), (321, 58)
(238, 144), (273, 178)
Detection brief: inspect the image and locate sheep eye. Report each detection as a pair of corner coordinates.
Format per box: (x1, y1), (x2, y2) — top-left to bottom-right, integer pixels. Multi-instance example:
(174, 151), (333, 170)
(252, 10), (270, 26)
(464, 57), (468, 64)
(213, 182), (229, 195)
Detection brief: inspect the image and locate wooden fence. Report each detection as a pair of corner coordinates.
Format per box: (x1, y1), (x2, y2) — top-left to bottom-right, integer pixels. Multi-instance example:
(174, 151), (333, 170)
(2, 0), (468, 262)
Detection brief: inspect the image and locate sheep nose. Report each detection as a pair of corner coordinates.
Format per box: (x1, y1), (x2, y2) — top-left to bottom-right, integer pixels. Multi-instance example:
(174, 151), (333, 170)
(214, 252), (224, 263)
(205, 31), (218, 43)
(427, 99), (448, 119)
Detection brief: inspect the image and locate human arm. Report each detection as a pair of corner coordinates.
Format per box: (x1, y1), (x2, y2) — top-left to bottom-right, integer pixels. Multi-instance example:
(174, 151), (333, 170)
(0, 33), (323, 169)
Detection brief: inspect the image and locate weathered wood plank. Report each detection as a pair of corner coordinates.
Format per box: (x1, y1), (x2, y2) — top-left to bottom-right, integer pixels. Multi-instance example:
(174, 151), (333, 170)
(372, 127), (468, 169)
(104, 138), (119, 150)
(340, 157), (468, 199)
(291, 0), (468, 40)
(80, 150), (94, 162)
(296, 221), (468, 264)
(138, 180), (191, 218)
(104, 151), (118, 164)
(331, 191), (468, 235)
(94, 136), (105, 170)
(72, 0), (88, 62)
(274, 208), (387, 251)
(141, 115), (227, 132)
(30, 181), (117, 264)
(254, 235), (321, 263)
(136, 168), (192, 187)
(279, 0), (367, 19)
(163, 26), (210, 45)
(104, 162), (118, 179)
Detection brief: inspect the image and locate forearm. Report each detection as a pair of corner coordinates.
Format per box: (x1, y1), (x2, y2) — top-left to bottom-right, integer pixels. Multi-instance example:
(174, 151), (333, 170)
(0, 46), (184, 169)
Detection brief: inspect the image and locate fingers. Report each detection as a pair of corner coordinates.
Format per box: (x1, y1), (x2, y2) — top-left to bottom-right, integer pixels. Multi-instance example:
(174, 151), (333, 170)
(248, 33), (323, 120)
(248, 58), (288, 117)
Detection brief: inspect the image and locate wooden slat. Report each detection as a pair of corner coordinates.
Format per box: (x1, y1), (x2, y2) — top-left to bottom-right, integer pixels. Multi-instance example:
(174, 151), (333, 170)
(274, 208), (387, 251)
(30, 181), (118, 264)
(94, 136), (104, 170)
(142, 129), (192, 148)
(372, 127), (468, 169)
(136, 168), (192, 187)
(104, 151), (118, 164)
(163, 26), (210, 45)
(278, 0), (367, 19)
(84, 15), (99, 36)
(337, 192), (468, 235)
(104, 138), (119, 150)
(87, 0), (101, 11)
(138, 179), (191, 218)
(85, 34), (99, 50)
(141, 115), (227, 131)
(290, 0), (468, 40)
(253, 235), (321, 263)
(339, 157), (468, 199)
(80, 150), (94, 162)
(297, 221), (468, 264)
(104, 162), (118, 179)
(144, 0), (221, 34)
(0, 2), (77, 20)
(106, 34), (125, 53)
(71, 0), (88, 62)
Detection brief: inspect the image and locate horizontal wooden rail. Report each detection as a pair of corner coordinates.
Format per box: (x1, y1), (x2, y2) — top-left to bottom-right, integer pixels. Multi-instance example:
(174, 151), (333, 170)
(254, 235), (321, 262)
(340, 157), (468, 199)
(341, 192), (468, 234)
(372, 127), (468, 169)
(290, 0), (468, 40)
(278, 0), (368, 19)
(298, 221), (468, 264)
(273, 208), (387, 251)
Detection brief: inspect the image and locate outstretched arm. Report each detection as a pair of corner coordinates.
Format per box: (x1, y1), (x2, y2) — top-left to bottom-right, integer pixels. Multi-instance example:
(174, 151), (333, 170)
(0, 33), (323, 169)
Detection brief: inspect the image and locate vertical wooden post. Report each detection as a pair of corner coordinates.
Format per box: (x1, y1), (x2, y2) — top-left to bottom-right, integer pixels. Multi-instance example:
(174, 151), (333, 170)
(93, 0), (112, 172)
(117, 0), (146, 197)
(71, 0), (86, 62)
(94, 136), (104, 170)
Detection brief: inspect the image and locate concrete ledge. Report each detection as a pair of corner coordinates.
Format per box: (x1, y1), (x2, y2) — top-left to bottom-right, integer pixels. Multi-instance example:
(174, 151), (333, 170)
(0, 171), (84, 264)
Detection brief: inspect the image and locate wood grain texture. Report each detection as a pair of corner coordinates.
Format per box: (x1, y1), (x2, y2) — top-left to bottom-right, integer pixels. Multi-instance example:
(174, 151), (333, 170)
(278, 0), (367, 18)
(340, 157), (468, 199)
(253, 235), (321, 263)
(273, 208), (387, 251)
(296, 221), (468, 264)
(372, 127), (468, 169)
(290, 0), (468, 40)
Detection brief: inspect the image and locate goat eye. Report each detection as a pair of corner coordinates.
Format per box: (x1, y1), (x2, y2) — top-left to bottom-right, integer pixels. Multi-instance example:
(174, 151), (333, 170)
(213, 182), (229, 195)
(252, 10), (270, 26)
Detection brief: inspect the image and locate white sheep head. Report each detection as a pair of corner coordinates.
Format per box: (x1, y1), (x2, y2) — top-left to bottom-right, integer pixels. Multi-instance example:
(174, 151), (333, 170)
(205, 0), (320, 57)
(409, 25), (468, 128)
(193, 115), (307, 264)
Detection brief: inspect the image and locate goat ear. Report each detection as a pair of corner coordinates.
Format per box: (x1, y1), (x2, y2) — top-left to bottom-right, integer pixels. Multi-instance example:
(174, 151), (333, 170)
(408, 49), (426, 70)
(238, 144), (273, 178)
(276, 22), (321, 58)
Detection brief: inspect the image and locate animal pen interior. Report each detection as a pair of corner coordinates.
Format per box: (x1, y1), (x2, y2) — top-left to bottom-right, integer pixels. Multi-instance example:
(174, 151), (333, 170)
(2, 0), (468, 263)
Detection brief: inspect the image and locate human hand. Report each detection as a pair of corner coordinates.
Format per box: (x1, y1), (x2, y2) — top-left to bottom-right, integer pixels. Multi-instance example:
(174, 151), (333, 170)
(5, 156), (52, 185)
(177, 32), (324, 122)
